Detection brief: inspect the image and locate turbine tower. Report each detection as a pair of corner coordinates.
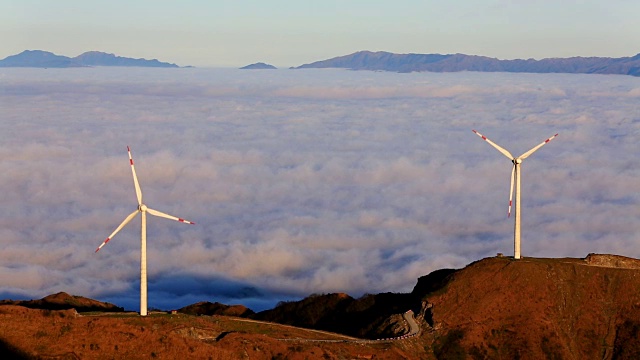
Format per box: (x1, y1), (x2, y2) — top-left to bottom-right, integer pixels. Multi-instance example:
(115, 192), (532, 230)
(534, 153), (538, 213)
(472, 130), (558, 259)
(95, 146), (194, 316)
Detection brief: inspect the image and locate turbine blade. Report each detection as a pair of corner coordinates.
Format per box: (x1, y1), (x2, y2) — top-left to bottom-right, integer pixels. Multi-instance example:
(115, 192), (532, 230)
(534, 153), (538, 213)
(519, 133), (559, 160)
(95, 210), (139, 252)
(472, 130), (514, 160)
(128, 146), (143, 206)
(508, 164), (515, 218)
(146, 207), (195, 225)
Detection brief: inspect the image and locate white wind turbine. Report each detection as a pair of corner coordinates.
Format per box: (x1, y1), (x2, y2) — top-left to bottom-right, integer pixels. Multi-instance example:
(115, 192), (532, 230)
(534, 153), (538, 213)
(472, 130), (558, 259)
(95, 146), (194, 316)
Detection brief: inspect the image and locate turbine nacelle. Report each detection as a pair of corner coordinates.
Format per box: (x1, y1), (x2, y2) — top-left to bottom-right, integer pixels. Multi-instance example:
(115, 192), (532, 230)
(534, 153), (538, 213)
(138, 204), (148, 212)
(513, 158), (522, 165)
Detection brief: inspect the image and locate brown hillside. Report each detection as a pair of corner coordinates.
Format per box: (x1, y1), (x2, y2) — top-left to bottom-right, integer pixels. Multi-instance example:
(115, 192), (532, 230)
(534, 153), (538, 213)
(422, 255), (640, 359)
(0, 305), (419, 359)
(2, 254), (640, 359)
(0, 292), (123, 313)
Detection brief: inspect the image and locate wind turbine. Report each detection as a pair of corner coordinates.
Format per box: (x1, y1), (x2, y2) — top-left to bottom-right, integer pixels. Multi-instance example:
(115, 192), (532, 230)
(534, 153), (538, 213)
(472, 130), (558, 259)
(95, 146), (194, 316)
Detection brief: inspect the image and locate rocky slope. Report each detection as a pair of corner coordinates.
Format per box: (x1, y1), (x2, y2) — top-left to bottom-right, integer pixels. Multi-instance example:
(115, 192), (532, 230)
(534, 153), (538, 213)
(252, 292), (416, 339)
(245, 253), (640, 358)
(421, 254), (640, 359)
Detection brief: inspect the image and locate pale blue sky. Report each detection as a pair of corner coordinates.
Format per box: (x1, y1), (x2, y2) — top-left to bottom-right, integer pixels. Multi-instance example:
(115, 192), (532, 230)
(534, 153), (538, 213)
(2, 1), (640, 68)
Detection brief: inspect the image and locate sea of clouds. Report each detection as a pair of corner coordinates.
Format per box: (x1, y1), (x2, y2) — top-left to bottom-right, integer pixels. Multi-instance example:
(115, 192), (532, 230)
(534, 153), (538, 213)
(0, 67), (638, 311)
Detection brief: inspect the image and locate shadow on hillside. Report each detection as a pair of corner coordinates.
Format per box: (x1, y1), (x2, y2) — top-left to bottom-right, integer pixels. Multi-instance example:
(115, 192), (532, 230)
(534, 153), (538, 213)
(19, 302), (124, 313)
(411, 268), (458, 298)
(251, 267), (461, 339)
(0, 338), (31, 360)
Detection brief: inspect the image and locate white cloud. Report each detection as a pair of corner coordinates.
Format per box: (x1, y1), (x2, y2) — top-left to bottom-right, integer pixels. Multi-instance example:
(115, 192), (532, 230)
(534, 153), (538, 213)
(1, 67), (638, 311)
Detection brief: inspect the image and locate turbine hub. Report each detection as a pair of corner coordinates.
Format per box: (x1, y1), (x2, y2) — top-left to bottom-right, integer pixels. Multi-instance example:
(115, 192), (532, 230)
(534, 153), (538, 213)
(139, 204), (147, 212)
(514, 158), (522, 164)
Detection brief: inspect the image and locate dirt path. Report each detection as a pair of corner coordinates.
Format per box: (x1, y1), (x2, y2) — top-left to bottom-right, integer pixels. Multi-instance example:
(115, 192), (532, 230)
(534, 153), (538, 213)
(226, 310), (422, 343)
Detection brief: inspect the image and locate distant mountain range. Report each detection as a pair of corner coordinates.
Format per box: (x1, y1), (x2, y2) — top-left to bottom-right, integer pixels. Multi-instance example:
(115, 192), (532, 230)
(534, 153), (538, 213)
(295, 50), (640, 76)
(0, 50), (180, 68)
(4, 49), (640, 76)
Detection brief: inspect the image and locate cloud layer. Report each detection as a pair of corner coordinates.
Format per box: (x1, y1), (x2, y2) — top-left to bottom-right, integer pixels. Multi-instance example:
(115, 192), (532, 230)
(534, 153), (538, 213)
(1, 67), (639, 311)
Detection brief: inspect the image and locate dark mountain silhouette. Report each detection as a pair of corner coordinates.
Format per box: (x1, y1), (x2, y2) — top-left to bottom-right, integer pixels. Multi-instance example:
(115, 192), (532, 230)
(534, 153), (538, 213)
(0, 50), (179, 68)
(177, 301), (254, 317)
(0, 291), (123, 312)
(252, 292), (417, 339)
(240, 62), (277, 69)
(246, 269), (458, 340)
(295, 50), (640, 76)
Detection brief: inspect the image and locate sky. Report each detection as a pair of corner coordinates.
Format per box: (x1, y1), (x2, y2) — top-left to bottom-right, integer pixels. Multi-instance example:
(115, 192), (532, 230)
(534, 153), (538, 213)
(1, 67), (639, 311)
(1, 1), (640, 67)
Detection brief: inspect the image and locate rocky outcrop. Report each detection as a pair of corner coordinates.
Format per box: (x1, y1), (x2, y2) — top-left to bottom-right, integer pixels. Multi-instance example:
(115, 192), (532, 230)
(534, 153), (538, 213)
(584, 253), (640, 269)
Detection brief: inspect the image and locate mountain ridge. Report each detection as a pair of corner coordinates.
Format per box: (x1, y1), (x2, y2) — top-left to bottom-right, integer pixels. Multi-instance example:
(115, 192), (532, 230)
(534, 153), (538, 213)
(0, 50), (180, 68)
(295, 50), (640, 76)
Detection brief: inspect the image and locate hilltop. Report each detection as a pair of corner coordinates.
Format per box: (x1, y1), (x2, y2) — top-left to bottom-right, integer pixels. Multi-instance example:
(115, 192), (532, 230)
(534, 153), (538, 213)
(0, 50), (180, 68)
(0, 292), (123, 313)
(177, 301), (255, 317)
(295, 50), (640, 76)
(240, 62), (277, 69)
(422, 253), (640, 358)
(1, 254), (640, 359)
